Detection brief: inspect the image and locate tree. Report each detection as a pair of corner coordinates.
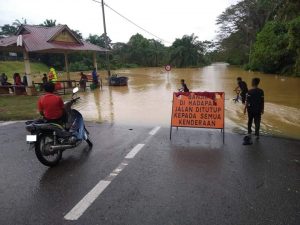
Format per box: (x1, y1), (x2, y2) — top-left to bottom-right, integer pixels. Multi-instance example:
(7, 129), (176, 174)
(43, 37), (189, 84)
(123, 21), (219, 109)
(288, 16), (300, 75)
(169, 34), (207, 67)
(216, 0), (283, 65)
(12, 18), (27, 27)
(40, 19), (56, 27)
(0, 24), (18, 37)
(71, 29), (83, 40)
(126, 33), (151, 66)
(249, 20), (292, 73)
(86, 34), (111, 49)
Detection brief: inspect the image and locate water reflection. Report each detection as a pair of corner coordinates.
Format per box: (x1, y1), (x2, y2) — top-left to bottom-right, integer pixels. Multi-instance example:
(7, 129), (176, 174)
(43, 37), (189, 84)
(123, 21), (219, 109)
(75, 63), (300, 140)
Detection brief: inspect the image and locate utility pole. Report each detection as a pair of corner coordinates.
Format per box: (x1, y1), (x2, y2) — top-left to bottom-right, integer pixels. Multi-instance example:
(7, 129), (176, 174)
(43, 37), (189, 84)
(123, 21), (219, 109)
(101, 0), (111, 77)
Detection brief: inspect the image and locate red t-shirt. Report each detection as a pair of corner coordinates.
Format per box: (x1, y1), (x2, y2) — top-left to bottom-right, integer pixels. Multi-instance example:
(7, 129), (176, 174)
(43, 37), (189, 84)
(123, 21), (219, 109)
(38, 93), (64, 120)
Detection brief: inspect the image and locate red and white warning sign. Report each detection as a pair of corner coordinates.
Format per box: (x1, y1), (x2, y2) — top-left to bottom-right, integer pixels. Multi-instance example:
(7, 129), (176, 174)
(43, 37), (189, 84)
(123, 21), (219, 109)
(165, 64), (171, 72)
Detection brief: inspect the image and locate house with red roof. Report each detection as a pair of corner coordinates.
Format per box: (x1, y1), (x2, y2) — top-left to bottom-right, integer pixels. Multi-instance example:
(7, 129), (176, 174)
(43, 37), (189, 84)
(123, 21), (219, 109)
(0, 24), (108, 91)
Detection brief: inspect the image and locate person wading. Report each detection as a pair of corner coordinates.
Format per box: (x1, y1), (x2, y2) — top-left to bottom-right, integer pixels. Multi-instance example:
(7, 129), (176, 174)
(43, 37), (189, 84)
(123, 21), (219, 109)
(179, 79), (189, 92)
(236, 77), (248, 104)
(244, 78), (264, 139)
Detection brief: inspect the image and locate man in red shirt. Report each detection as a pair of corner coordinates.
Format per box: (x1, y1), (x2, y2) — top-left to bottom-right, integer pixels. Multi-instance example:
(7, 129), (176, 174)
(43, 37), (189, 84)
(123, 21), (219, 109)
(38, 82), (65, 123)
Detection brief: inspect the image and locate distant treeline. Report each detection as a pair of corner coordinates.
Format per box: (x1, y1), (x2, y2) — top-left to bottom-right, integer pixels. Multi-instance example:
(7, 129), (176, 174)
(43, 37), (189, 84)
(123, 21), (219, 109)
(3, 2), (298, 76)
(213, 0), (300, 76)
(0, 19), (213, 71)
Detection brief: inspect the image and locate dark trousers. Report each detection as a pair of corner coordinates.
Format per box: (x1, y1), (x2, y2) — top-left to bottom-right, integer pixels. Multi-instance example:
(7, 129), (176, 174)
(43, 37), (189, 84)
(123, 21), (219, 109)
(240, 92), (247, 104)
(248, 112), (261, 136)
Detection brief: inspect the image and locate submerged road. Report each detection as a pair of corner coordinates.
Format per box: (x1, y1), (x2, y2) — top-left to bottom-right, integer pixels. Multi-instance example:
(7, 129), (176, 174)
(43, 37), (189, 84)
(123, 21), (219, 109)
(0, 121), (299, 225)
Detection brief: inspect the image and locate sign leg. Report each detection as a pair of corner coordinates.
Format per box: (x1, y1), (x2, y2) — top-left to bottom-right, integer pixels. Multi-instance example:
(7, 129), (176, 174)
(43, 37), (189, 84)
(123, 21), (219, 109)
(170, 126), (172, 140)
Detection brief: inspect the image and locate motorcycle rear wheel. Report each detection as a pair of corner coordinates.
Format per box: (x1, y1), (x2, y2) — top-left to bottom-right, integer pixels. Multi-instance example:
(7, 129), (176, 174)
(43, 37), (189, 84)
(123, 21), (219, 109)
(35, 134), (62, 167)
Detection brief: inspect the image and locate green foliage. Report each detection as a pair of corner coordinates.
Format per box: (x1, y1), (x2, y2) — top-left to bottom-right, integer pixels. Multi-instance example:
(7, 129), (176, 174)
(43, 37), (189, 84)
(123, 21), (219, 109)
(71, 29), (83, 40)
(0, 24), (18, 37)
(249, 21), (291, 73)
(39, 19), (56, 27)
(1, 19), (211, 70)
(287, 16), (300, 76)
(216, 0), (300, 75)
(69, 61), (92, 72)
(87, 34), (111, 48)
(0, 96), (39, 121)
(249, 17), (300, 75)
(169, 34), (208, 67)
(111, 33), (169, 67)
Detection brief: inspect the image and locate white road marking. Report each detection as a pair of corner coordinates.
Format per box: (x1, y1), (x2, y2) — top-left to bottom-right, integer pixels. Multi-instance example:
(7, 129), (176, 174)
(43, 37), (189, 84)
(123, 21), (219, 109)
(149, 126), (161, 136)
(0, 121), (18, 126)
(125, 144), (145, 159)
(64, 126), (159, 221)
(64, 180), (111, 220)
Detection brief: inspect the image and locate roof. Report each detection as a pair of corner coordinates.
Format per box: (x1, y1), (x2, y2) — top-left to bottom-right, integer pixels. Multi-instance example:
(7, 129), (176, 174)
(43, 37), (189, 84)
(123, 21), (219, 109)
(0, 24), (108, 53)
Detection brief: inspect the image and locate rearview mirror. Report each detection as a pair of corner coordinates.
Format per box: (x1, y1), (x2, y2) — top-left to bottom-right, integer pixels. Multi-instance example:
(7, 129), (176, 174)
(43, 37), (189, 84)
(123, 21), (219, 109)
(73, 87), (79, 94)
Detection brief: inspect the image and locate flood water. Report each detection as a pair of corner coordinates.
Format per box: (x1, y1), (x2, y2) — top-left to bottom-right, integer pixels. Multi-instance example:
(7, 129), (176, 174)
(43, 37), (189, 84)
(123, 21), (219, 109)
(75, 63), (300, 140)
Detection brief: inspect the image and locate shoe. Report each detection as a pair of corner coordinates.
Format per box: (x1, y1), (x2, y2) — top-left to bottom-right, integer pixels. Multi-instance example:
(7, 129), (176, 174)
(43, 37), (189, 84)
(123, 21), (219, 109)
(243, 135), (253, 145)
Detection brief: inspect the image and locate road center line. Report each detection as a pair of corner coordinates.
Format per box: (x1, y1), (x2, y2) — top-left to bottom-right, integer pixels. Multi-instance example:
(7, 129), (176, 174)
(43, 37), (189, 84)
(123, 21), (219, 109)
(149, 126), (161, 136)
(64, 180), (111, 221)
(64, 126), (160, 221)
(125, 144), (145, 159)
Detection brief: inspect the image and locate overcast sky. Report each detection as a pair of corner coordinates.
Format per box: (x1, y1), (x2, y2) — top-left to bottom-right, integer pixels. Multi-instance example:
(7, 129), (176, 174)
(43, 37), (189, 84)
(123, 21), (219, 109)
(0, 0), (238, 45)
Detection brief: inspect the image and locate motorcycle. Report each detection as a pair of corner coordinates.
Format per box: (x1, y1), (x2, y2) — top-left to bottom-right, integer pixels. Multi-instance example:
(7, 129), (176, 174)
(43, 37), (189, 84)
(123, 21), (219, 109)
(25, 87), (93, 167)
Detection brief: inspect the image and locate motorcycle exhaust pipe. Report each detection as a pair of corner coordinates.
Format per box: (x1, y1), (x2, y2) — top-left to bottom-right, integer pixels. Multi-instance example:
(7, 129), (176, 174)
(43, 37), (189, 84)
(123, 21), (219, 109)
(50, 145), (74, 151)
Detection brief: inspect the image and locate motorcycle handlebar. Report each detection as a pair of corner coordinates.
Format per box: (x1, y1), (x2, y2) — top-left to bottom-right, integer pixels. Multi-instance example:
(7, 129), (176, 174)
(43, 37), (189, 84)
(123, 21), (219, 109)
(72, 97), (81, 102)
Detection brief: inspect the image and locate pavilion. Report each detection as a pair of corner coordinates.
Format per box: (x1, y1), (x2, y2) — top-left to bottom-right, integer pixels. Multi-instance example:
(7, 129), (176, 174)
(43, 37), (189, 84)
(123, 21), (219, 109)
(0, 24), (108, 93)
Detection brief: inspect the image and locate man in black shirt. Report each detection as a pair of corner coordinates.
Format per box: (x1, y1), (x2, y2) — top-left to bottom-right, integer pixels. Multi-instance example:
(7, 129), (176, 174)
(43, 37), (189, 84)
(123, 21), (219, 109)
(244, 78), (264, 139)
(237, 77), (248, 104)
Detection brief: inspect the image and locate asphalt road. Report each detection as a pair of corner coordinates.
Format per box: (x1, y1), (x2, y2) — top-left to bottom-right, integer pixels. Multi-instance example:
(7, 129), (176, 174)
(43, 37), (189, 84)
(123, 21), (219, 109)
(0, 121), (299, 225)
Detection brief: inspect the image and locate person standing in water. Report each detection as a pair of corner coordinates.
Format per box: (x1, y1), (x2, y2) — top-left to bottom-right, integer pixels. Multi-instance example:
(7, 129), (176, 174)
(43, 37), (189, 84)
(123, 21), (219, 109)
(236, 77), (248, 104)
(179, 79), (189, 92)
(92, 68), (99, 87)
(79, 72), (88, 91)
(244, 78), (264, 139)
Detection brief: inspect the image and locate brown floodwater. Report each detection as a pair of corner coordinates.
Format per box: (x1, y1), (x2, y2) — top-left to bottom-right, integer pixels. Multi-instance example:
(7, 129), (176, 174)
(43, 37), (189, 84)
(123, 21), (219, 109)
(74, 63), (300, 140)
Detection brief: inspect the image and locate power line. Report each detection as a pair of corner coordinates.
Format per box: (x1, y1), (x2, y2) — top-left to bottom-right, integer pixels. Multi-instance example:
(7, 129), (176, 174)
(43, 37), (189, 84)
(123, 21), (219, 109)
(92, 0), (170, 44)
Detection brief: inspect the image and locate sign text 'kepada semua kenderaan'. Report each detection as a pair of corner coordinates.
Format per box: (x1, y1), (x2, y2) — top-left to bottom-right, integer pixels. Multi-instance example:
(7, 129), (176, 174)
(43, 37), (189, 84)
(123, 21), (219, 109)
(171, 92), (225, 129)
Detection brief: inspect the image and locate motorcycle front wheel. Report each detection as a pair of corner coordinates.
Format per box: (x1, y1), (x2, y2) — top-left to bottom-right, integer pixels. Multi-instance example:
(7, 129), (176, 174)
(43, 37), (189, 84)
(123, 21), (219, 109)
(35, 134), (62, 167)
(84, 127), (93, 148)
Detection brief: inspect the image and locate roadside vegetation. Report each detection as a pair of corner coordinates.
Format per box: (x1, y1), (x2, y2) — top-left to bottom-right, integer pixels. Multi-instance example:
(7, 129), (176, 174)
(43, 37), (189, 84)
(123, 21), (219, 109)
(213, 0), (300, 76)
(0, 95), (39, 120)
(1, 19), (212, 71)
(0, 95), (71, 121)
(1, 1), (299, 76)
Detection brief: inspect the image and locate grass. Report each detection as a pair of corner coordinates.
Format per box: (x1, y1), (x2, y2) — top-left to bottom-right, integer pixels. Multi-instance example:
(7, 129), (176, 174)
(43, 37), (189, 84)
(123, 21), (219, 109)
(0, 61), (49, 82)
(0, 95), (71, 121)
(0, 95), (40, 121)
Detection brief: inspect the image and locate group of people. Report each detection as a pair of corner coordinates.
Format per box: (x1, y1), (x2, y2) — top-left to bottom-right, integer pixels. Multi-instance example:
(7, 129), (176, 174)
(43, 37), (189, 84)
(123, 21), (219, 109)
(79, 68), (99, 91)
(36, 67), (264, 142)
(0, 72), (28, 86)
(235, 77), (265, 140)
(178, 77), (264, 140)
(36, 67), (100, 124)
(0, 72), (28, 94)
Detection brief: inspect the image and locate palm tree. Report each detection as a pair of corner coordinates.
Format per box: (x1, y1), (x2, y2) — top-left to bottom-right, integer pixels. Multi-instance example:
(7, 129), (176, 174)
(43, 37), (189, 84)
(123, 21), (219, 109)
(41, 19), (56, 27)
